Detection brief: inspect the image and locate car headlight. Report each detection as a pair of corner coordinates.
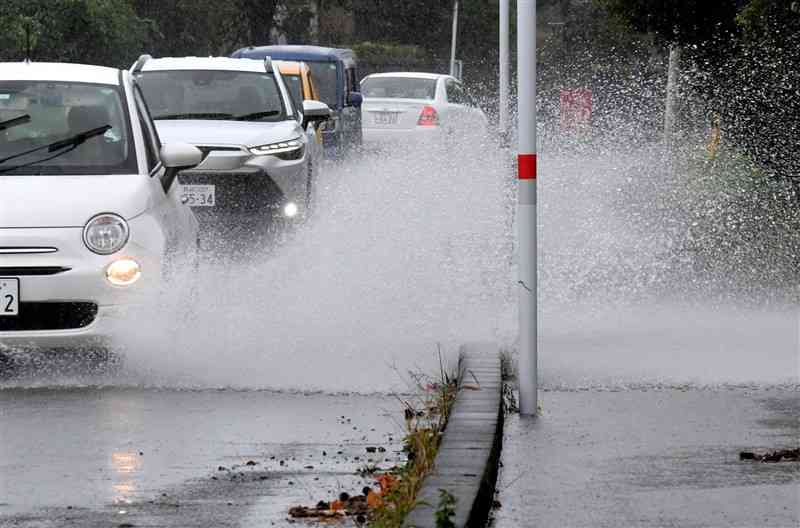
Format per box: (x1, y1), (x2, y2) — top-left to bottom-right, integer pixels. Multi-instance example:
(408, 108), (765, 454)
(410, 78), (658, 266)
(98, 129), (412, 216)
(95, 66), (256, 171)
(83, 213), (129, 255)
(249, 138), (305, 160)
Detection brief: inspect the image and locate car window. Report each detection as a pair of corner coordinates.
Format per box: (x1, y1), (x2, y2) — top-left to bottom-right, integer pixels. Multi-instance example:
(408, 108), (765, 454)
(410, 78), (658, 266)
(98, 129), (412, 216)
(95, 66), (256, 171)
(305, 61), (338, 108)
(446, 80), (467, 105)
(361, 77), (437, 100)
(0, 81), (136, 175)
(283, 74), (304, 107)
(136, 70), (286, 122)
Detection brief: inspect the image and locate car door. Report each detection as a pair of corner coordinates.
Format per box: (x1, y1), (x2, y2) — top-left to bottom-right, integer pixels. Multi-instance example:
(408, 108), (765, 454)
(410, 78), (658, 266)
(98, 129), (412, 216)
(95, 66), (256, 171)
(132, 85), (198, 263)
(443, 78), (469, 135)
(444, 79), (485, 138)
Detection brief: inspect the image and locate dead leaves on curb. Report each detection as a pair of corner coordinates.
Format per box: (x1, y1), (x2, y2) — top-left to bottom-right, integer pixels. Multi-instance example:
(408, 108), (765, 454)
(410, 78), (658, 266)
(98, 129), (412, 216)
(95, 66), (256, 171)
(288, 473), (399, 522)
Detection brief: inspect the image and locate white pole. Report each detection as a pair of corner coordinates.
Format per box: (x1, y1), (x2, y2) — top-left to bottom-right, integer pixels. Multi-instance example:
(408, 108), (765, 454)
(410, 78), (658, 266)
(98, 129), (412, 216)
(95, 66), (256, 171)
(450, 0), (459, 77)
(499, 0), (510, 137)
(664, 44), (681, 145)
(517, 0), (538, 415)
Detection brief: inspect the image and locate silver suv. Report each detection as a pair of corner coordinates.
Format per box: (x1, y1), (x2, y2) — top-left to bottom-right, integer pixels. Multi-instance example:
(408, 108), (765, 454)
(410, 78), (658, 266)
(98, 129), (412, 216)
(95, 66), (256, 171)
(132, 55), (330, 235)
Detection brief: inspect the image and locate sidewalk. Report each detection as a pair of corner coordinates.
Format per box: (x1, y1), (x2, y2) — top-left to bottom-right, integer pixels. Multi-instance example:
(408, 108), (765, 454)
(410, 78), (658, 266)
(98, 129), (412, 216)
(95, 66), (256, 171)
(494, 389), (799, 528)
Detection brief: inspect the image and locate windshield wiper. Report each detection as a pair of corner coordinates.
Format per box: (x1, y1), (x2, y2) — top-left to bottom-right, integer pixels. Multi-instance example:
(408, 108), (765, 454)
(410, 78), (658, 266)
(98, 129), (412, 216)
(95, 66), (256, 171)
(155, 113), (235, 120)
(234, 111), (280, 121)
(0, 125), (110, 174)
(0, 115), (31, 131)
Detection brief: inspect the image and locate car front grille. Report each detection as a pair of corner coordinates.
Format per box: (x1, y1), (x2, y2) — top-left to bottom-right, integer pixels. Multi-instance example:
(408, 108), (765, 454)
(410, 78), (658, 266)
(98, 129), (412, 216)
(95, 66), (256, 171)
(179, 169), (283, 213)
(0, 302), (98, 332)
(0, 267), (71, 276)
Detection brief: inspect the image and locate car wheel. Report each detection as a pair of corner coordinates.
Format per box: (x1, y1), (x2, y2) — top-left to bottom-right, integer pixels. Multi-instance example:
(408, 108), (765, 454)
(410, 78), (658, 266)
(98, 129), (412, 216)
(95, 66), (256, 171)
(0, 351), (16, 380)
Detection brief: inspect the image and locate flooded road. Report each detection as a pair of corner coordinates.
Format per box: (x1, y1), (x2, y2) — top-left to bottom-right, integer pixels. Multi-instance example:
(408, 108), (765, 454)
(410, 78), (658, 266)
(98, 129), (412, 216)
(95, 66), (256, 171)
(0, 388), (406, 527)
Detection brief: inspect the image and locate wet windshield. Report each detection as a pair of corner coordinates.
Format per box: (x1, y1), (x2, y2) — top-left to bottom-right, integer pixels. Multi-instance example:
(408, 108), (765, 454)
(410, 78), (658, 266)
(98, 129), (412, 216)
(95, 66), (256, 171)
(136, 70), (286, 121)
(305, 62), (338, 108)
(0, 81), (135, 175)
(361, 77), (437, 100)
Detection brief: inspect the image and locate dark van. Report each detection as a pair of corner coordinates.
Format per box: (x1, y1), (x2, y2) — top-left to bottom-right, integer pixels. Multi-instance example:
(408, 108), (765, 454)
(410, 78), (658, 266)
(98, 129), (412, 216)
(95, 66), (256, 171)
(231, 45), (362, 158)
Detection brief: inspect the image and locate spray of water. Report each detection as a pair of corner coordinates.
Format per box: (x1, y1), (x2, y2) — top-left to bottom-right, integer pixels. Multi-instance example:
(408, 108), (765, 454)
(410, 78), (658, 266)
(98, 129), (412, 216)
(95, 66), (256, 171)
(2, 110), (796, 392)
(109, 140), (513, 392)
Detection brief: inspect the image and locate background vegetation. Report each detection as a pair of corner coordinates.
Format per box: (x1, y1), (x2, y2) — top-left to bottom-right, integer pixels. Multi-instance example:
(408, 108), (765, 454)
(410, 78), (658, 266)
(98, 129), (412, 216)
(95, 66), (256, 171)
(1, 0), (796, 298)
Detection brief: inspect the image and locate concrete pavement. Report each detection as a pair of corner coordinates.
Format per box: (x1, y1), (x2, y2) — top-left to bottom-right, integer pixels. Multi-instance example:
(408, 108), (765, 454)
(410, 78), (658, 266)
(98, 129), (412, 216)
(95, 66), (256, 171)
(493, 388), (799, 528)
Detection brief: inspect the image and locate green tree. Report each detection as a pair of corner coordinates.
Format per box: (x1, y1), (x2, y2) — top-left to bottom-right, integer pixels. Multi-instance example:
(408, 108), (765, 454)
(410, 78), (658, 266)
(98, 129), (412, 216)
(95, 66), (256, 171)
(0, 0), (149, 67)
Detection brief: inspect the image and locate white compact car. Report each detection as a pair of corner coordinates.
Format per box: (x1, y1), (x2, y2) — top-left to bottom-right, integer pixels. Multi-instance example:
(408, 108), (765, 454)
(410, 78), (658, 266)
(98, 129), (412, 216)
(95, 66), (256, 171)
(360, 72), (487, 145)
(0, 62), (202, 357)
(132, 56), (331, 232)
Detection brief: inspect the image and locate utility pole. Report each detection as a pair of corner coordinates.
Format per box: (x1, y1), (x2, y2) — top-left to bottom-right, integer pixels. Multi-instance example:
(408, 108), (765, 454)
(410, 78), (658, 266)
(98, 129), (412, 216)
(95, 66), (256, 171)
(664, 44), (681, 146)
(499, 0), (510, 138)
(450, 0), (459, 77)
(517, 0), (538, 416)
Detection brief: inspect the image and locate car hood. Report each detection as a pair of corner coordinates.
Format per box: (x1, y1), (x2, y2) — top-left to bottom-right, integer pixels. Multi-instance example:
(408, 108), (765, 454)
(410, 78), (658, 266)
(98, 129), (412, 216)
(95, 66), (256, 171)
(155, 120), (302, 149)
(0, 174), (153, 228)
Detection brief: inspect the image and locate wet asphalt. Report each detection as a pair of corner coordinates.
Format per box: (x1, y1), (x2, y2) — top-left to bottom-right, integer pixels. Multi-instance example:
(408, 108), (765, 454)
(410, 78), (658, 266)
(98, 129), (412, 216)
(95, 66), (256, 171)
(0, 388), (407, 527)
(493, 388), (799, 528)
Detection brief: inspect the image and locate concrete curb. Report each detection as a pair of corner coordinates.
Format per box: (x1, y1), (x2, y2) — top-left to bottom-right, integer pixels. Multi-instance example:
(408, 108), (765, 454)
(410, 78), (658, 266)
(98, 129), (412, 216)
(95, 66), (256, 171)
(403, 343), (503, 528)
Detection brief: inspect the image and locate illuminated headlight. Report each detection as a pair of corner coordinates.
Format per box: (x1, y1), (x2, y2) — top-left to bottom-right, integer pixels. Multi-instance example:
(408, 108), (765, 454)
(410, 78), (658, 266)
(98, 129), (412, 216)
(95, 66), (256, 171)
(283, 202), (299, 218)
(83, 213), (129, 255)
(106, 258), (141, 286)
(249, 138), (305, 160)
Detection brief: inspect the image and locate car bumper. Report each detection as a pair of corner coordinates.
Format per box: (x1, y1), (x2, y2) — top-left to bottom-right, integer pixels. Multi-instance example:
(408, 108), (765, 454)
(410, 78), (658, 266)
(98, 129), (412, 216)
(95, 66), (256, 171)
(0, 224), (167, 351)
(182, 153), (309, 216)
(362, 126), (443, 145)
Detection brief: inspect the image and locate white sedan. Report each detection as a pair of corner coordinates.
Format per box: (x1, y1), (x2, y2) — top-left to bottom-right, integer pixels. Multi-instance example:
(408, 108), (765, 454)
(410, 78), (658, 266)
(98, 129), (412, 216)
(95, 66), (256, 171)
(0, 62), (202, 360)
(360, 72), (487, 145)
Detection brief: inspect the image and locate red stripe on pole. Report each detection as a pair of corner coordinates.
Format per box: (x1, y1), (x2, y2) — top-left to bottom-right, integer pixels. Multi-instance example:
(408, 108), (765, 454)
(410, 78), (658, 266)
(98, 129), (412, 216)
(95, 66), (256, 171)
(518, 153), (537, 180)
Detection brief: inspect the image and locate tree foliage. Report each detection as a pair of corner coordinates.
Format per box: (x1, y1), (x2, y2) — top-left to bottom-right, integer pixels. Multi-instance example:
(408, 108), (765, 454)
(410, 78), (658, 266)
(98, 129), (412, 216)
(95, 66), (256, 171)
(0, 0), (149, 67)
(601, 0), (747, 46)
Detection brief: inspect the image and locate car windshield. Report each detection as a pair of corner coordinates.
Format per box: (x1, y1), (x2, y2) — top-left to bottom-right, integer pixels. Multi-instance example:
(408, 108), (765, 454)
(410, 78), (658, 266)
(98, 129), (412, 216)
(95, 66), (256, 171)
(0, 81), (135, 175)
(136, 70), (286, 122)
(361, 77), (437, 100)
(305, 62), (338, 108)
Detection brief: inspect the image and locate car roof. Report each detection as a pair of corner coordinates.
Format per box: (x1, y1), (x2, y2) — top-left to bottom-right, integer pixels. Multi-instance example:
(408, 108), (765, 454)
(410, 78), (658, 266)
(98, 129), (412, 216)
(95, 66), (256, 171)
(139, 56), (269, 73)
(0, 62), (121, 85)
(363, 72), (452, 81)
(233, 45), (355, 62)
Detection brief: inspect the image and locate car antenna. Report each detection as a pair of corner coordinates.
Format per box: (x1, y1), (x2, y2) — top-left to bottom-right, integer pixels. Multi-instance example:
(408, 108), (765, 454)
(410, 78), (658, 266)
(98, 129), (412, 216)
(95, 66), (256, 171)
(264, 56), (273, 73)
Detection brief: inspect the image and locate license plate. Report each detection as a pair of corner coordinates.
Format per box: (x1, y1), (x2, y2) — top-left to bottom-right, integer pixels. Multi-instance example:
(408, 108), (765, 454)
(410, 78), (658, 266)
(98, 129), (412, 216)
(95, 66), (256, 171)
(0, 278), (19, 317)
(181, 185), (216, 207)
(373, 112), (398, 125)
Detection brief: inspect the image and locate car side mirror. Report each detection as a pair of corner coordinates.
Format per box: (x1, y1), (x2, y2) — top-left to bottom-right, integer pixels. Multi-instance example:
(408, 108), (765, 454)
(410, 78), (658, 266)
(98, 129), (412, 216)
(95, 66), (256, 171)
(302, 100), (332, 129)
(160, 142), (203, 192)
(347, 92), (363, 108)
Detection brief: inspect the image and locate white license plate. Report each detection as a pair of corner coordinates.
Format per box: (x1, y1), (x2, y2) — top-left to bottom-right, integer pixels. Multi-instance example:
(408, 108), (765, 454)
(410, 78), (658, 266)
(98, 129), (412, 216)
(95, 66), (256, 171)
(0, 278), (19, 317)
(181, 185), (216, 207)
(374, 112), (398, 125)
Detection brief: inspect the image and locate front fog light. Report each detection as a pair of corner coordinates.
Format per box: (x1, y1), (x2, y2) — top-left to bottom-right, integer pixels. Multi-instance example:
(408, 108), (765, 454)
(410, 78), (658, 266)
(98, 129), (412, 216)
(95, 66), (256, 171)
(283, 202), (299, 218)
(106, 258), (141, 286)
